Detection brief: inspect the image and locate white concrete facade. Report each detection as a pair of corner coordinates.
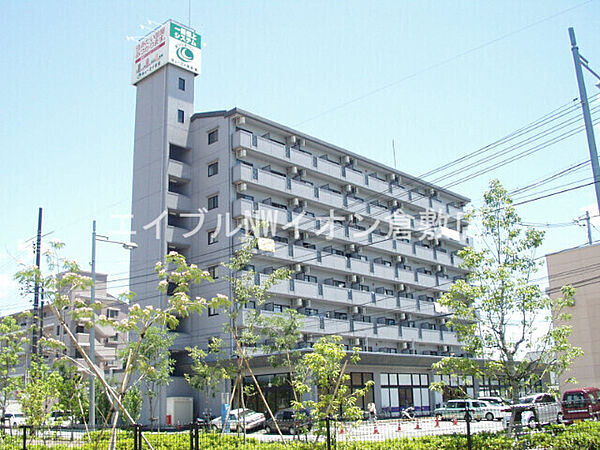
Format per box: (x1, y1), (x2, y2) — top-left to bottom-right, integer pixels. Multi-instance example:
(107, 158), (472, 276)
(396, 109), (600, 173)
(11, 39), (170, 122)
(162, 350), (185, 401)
(129, 41), (472, 423)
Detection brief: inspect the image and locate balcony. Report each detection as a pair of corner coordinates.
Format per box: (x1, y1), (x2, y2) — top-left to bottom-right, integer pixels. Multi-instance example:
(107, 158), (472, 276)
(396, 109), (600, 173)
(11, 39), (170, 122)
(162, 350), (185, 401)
(344, 167), (364, 186)
(167, 159), (191, 181)
(399, 326), (420, 340)
(416, 272), (438, 288)
(435, 250), (452, 266)
(414, 245), (434, 261)
(166, 225), (188, 247)
(166, 192), (192, 212)
(317, 187), (344, 209)
(376, 324), (400, 340)
(421, 329), (443, 345)
(408, 192), (431, 210)
(366, 175), (389, 194)
(289, 179), (314, 198)
(317, 158), (342, 178)
(372, 262), (394, 279)
(289, 148), (313, 167)
(372, 293), (397, 310)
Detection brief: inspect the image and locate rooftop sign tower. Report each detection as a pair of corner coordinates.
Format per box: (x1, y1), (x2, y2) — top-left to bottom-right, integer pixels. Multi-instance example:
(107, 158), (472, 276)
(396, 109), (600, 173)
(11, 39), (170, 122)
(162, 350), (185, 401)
(132, 20), (201, 84)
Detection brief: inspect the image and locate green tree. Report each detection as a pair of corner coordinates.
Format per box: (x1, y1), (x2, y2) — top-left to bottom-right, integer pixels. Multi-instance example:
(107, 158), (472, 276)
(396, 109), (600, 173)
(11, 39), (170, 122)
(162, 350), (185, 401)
(432, 179), (582, 403)
(127, 326), (175, 430)
(122, 386), (142, 425)
(0, 316), (27, 420)
(19, 357), (62, 429)
(53, 359), (88, 427)
(293, 335), (373, 446)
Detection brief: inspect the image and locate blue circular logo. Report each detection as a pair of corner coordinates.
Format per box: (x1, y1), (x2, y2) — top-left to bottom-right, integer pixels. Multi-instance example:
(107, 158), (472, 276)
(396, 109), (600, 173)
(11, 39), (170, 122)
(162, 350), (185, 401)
(176, 47), (194, 62)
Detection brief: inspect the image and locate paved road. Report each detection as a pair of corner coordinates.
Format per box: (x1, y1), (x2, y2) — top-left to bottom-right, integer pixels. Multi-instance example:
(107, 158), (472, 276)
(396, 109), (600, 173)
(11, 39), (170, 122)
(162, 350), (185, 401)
(255, 417), (505, 442)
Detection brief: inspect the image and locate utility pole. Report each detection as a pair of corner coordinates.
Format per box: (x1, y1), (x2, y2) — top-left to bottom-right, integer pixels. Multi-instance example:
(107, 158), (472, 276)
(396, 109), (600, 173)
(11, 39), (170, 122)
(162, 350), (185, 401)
(584, 210), (592, 245)
(31, 207), (43, 360)
(569, 27), (600, 214)
(89, 220), (97, 430)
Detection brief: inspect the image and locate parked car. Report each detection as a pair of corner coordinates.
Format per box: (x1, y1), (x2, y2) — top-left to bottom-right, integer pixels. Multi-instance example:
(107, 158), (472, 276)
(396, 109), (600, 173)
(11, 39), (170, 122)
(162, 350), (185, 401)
(210, 408), (265, 432)
(47, 411), (80, 428)
(434, 399), (485, 421)
(478, 396), (510, 406)
(264, 408), (311, 435)
(562, 387), (600, 423)
(502, 393), (562, 429)
(2, 413), (26, 428)
(478, 400), (505, 421)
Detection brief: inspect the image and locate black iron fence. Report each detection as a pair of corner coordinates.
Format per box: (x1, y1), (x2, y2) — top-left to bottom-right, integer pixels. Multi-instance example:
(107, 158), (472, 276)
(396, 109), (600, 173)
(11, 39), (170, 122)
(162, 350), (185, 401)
(0, 402), (597, 449)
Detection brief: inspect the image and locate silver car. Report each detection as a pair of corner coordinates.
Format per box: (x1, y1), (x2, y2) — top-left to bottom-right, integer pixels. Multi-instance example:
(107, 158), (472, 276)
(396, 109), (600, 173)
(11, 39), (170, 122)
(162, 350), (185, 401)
(502, 393), (562, 428)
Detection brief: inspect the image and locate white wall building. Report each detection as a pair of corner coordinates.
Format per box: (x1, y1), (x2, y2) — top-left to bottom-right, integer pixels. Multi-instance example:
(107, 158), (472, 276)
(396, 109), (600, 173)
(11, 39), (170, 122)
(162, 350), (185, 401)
(129, 20), (472, 424)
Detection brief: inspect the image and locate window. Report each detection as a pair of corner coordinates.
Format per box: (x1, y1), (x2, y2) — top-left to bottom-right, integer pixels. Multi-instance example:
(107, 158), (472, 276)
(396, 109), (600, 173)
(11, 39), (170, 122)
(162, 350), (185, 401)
(208, 265), (219, 279)
(208, 230), (218, 245)
(208, 194), (219, 210)
(75, 325), (85, 334)
(208, 129), (218, 144)
(177, 109), (184, 123)
(178, 77), (185, 90)
(107, 309), (119, 319)
(208, 161), (218, 177)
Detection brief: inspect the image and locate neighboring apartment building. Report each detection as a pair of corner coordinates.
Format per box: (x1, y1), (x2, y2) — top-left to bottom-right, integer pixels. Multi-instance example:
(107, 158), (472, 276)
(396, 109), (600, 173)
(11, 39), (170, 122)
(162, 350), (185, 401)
(11, 271), (128, 380)
(546, 243), (600, 391)
(129, 20), (472, 423)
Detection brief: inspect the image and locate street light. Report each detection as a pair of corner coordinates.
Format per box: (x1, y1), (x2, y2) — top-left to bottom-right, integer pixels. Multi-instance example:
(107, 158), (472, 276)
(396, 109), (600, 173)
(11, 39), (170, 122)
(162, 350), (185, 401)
(89, 220), (136, 429)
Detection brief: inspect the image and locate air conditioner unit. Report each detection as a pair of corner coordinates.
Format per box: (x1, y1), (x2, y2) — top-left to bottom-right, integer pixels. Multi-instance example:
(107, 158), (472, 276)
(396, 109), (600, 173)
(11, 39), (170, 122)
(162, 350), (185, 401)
(289, 197), (300, 207)
(352, 337), (361, 346)
(347, 274), (359, 283)
(429, 237), (440, 246)
(299, 138), (306, 147)
(288, 230), (300, 240)
(234, 116), (245, 126)
(236, 182), (247, 193)
(235, 148), (247, 158)
(350, 306), (361, 315)
(302, 299), (311, 308)
(287, 135), (297, 145)
(299, 169), (307, 177)
(441, 345), (450, 352)
(292, 298), (304, 308)
(398, 313), (408, 321)
(343, 184), (354, 193)
(291, 264), (302, 272)
(401, 342), (410, 350)
(300, 232), (310, 240)
(288, 166), (299, 176)
(301, 265), (310, 274)
(389, 199), (400, 209)
(429, 188), (436, 196)
(300, 200), (308, 208)
(435, 264), (443, 273)
(346, 244), (357, 252)
(346, 213), (354, 222)
(395, 283), (406, 292)
(393, 255), (405, 263)
(341, 155), (351, 165)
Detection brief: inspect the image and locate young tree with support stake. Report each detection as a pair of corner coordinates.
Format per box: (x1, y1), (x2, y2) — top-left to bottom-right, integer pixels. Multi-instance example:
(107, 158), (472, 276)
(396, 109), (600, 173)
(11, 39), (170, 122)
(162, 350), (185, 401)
(431, 179), (582, 406)
(14, 242), (218, 450)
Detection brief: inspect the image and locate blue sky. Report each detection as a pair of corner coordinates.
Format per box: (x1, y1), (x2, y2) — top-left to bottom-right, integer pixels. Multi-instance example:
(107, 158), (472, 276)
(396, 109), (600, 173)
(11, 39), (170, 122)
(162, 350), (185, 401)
(1, 0), (599, 313)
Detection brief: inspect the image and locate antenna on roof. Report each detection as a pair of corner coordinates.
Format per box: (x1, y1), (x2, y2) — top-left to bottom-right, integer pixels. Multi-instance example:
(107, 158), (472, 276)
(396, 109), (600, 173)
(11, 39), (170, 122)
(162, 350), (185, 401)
(392, 139), (397, 169)
(188, 0), (192, 26)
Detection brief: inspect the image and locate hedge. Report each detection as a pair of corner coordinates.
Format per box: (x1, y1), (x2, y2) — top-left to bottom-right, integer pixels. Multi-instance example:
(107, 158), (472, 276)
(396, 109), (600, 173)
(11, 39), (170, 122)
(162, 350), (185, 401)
(1, 421), (600, 449)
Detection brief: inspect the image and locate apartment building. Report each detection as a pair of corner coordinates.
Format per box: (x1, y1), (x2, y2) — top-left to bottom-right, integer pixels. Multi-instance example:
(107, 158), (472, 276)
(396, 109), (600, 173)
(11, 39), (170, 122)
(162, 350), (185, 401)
(546, 243), (600, 391)
(129, 20), (472, 423)
(11, 272), (128, 380)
